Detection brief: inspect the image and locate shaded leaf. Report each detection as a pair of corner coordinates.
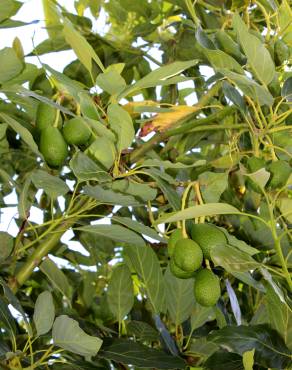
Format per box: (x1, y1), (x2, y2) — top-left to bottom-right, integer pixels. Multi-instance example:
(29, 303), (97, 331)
(0, 47), (23, 83)
(40, 258), (72, 300)
(157, 203), (240, 224)
(126, 244), (165, 313)
(108, 103), (134, 151)
(191, 303), (216, 331)
(77, 224), (145, 246)
(31, 170), (69, 199)
(107, 264), (134, 322)
(208, 324), (291, 368)
(233, 14), (275, 85)
(164, 266), (195, 326)
(99, 338), (185, 369)
(33, 291), (55, 336)
(204, 350), (243, 370)
(0, 231), (14, 262)
(211, 245), (260, 272)
(70, 152), (112, 183)
(53, 315), (102, 357)
(127, 320), (159, 341)
(0, 113), (40, 155)
(198, 172), (228, 203)
(112, 216), (166, 243)
(63, 18), (104, 74)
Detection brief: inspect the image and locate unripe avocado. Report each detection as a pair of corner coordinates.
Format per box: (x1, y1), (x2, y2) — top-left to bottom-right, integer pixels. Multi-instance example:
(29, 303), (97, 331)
(267, 160), (291, 189)
(63, 117), (91, 145)
(36, 102), (58, 131)
(274, 39), (289, 66)
(191, 223), (227, 260)
(168, 229), (183, 257)
(194, 269), (221, 307)
(170, 258), (196, 279)
(173, 239), (203, 272)
(40, 126), (68, 167)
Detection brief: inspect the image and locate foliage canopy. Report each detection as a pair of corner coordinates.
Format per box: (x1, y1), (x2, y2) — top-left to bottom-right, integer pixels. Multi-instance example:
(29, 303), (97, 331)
(0, 0), (292, 369)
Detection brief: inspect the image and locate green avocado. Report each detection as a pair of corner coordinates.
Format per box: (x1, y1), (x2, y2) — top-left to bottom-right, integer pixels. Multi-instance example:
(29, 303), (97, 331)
(40, 126), (68, 167)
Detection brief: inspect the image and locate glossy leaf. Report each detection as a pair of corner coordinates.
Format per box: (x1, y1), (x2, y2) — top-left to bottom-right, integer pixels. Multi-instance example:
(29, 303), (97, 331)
(233, 14), (275, 85)
(126, 244), (165, 313)
(53, 315), (103, 357)
(108, 103), (134, 151)
(164, 267), (195, 325)
(40, 258), (72, 300)
(63, 18), (104, 74)
(31, 170), (69, 199)
(211, 245), (260, 272)
(107, 264), (134, 322)
(33, 291), (55, 336)
(0, 47), (23, 83)
(157, 203), (240, 224)
(99, 338), (185, 369)
(77, 224), (145, 246)
(208, 324), (291, 368)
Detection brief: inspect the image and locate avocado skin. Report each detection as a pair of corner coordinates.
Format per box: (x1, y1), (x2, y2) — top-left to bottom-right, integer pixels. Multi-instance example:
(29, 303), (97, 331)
(40, 126), (68, 167)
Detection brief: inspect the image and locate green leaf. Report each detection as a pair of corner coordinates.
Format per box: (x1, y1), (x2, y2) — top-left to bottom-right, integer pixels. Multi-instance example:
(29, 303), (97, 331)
(0, 113), (40, 155)
(277, 198), (292, 223)
(211, 245), (260, 272)
(0, 231), (14, 262)
(112, 216), (166, 243)
(221, 70), (274, 106)
(111, 179), (157, 202)
(281, 76), (292, 101)
(63, 18), (105, 74)
(78, 92), (100, 120)
(217, 227), (260, 256)
(204, 350), (243, 370)
(233, 14), (275, 85)
(198, 172), (228, 203)
(126, 244), (165, 313)
(244, 168), (270, 189)
(77, 224), (146, 246)
(33, 291), (55, 336)
(18, 175), (32, 220)
(42, 0), (62, 39)
(86, 136), (116, 170)
(157, 203), (240, 224)
(164, 266), (195, 326)
(83, 184), (141, 206)
(40, 258), (72, 300)
(203, 49), (244, 74)
(141, 158), (206, 169)
(243, 349), (255, 370)
(108, 104), (134, 151)
(208, 324), (291, 368)
(31, 170), (69, 199)
(0, 47), (23, 83)
(96, 69), (126, 95)
(0, 297), (16, 337)
(119, 60), (198, 98)
(278, 0), (292, 46)
(0, 0), (22, 23)
(127, 321), (159, 342)
(70, 152), (112, 183)
(107, 264), (134, 322)
(266, 285), (292, 350)
(52, 315), (102, 357)
(0, 277), (32, 336)
(99, 338), (186, 369)
(191, 303), (216, 331)
(144, 168), (181, 210)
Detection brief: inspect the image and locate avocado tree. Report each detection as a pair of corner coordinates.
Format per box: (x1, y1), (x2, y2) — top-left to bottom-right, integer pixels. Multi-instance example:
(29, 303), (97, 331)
(0, 0), (292, 369)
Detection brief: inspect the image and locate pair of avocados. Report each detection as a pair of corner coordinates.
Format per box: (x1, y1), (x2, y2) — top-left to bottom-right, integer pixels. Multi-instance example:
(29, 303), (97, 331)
(36, 102), (92, 167)
(168, 224), (226, 307)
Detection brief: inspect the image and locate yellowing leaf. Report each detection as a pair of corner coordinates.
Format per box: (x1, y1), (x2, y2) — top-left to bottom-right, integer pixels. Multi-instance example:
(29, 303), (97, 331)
(140, 105), (197, 136)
